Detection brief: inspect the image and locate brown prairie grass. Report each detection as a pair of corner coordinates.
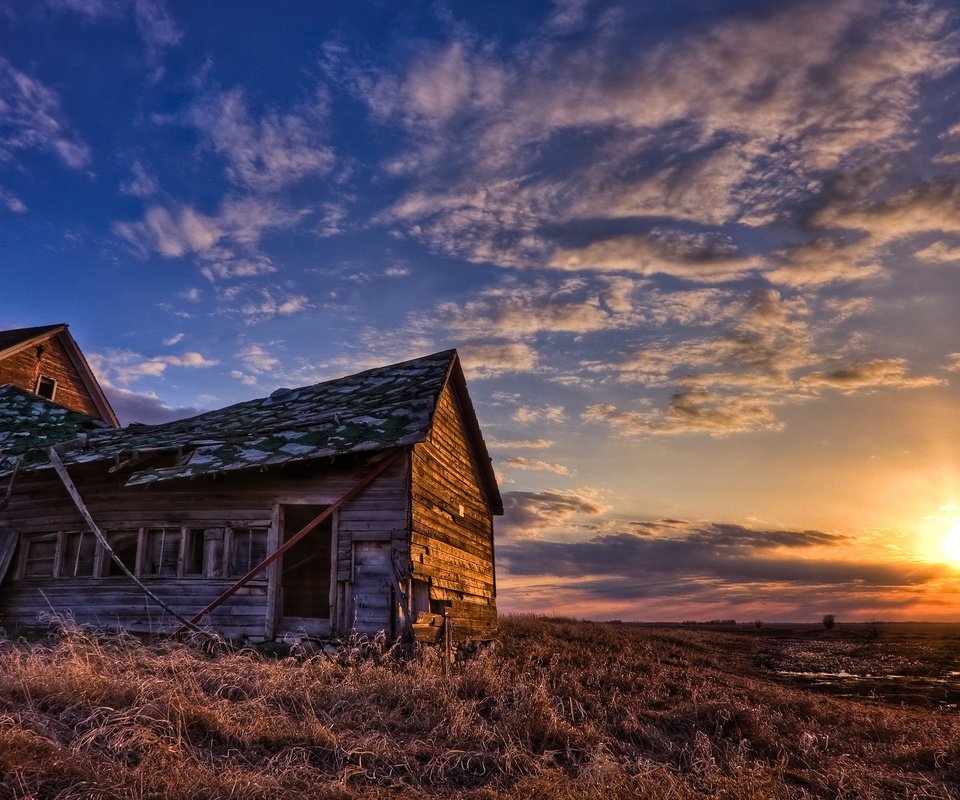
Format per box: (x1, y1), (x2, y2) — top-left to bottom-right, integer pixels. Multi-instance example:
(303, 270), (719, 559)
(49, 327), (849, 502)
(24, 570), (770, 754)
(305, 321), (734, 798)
(0, 615), (958, 798)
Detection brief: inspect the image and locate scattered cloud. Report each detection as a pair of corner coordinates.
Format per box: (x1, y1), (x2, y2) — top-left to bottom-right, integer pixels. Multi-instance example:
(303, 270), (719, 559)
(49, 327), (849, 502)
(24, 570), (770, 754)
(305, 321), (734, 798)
(459, 341), (537, 378)
(105, 385), (202, 426)
(237, 289), (311, 320)
(185, 86), (333, 193)
(162, 332), (184, 346)
(803, 358), (945, 393)
(114, 196), (303, 280)
(133, 0), (182, 66)
(235, 343), (280, 374)
(503, 457), (571, 476)
(916, 239), (960, 264)
(549, 230), (763, 283)
(583, 390), (784, 437)
(499, 524), (946, 598)
(487, 438), (554, 449)
(500, 488), (607, 539)
(120, 161), (160, 198)
(513, 404), (566, 424)
(89, 348), (219, 385)
(0, 56), (91, 172)
(362, 0), (955, 273)
(47, 0), (181, 68)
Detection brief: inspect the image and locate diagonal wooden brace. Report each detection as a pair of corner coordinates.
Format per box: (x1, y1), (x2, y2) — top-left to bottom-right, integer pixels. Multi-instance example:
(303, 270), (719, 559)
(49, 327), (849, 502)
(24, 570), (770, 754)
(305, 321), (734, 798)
(48, 447), (201, 632)
(173, 448), (405, 635)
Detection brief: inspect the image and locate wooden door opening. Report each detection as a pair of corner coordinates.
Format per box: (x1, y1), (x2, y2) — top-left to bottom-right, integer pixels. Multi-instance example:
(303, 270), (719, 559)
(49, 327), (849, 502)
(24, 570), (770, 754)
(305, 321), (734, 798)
(280, 505), (333, 630)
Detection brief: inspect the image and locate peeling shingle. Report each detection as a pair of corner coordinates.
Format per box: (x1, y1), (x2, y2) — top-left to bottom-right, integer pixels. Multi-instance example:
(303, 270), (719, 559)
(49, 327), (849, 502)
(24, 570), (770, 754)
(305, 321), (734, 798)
(0, 350), (456, 486)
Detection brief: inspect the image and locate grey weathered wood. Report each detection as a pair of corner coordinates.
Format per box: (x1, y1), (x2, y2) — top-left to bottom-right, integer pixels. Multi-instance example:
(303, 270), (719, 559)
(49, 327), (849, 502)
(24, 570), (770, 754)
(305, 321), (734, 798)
(47, 447), (201, 632)
(0, 531), (18, 584)
(174, 449), (403, 634)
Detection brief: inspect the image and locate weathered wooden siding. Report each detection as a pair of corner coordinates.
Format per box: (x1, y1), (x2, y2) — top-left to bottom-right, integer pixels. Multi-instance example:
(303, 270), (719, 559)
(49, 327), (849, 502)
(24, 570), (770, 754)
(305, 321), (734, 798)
(0, 334), (100, 418)
(410, 383), (497, 640)
(0, 453), (409, 640)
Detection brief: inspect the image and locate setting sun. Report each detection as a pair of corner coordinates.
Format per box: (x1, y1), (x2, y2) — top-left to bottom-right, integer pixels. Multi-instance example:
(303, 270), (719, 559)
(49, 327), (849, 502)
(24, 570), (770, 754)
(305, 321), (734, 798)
(944, 523), (960, 564)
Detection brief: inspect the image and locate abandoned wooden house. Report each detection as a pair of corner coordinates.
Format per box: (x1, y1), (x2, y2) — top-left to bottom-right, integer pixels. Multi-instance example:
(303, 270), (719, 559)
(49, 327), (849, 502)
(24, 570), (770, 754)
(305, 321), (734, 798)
(0, 346), (500, 643)
(0, 323), (118, 426)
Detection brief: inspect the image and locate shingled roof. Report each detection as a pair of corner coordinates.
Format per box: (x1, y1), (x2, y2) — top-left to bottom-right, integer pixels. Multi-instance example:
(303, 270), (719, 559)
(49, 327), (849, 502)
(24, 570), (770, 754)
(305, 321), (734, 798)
(0, 349), (500, 511)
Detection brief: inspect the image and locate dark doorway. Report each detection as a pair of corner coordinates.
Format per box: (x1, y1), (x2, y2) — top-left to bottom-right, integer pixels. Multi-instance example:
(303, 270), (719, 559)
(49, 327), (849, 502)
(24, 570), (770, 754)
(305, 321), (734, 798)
(281, 505), (332, 620)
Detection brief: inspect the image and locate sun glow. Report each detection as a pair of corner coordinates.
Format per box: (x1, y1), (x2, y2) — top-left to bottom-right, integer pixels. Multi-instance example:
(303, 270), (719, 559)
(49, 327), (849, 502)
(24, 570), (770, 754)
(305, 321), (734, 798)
(915, 505), (960, 565)
(943, 523), (960, 564)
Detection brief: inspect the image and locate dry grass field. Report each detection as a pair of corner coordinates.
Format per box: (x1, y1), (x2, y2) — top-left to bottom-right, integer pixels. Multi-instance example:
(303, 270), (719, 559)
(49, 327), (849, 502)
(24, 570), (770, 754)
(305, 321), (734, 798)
(1, 615), (959, 798)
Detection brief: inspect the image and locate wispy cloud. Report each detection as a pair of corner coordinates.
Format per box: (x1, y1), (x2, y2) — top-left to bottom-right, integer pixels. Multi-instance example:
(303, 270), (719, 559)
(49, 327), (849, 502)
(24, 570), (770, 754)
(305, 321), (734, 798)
(803, 358), (946, 393)
(105, 385), (202, 426)
(89, 348), (219, 386)
(0, 56), (91, 177)
(47, 0), (181, 69)
(503, 457), (572, 476)
(185, 86), (334, 193)
(114, 197), (304, 279)
(459, 342), (537, 378)
(362, 0), (955, 275)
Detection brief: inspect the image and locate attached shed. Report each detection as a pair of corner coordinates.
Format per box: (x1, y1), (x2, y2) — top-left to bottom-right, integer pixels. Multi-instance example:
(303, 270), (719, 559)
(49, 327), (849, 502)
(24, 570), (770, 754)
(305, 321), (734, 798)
(0, 350), (501, 643)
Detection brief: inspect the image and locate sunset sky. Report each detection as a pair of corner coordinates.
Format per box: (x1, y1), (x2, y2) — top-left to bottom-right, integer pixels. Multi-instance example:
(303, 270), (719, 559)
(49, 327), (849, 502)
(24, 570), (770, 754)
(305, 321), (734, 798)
(2, 0), (960, 621)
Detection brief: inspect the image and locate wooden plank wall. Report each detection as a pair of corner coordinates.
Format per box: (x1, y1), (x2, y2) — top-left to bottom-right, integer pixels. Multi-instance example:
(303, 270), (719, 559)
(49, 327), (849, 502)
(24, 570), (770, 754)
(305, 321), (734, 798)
(0, 454), (409, 640)
(410, 383), (497, 641)
(0, 334), (100, 418)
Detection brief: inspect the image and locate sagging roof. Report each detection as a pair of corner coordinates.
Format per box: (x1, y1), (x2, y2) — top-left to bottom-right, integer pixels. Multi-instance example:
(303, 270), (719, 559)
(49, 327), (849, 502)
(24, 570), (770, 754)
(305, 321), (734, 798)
(0, 349), (502, 513)
(0, 323), (119, 427)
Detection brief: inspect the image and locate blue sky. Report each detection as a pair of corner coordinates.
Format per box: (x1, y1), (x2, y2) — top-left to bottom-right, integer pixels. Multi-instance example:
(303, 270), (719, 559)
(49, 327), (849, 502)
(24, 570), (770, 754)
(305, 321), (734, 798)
(3, 0), (960, 621)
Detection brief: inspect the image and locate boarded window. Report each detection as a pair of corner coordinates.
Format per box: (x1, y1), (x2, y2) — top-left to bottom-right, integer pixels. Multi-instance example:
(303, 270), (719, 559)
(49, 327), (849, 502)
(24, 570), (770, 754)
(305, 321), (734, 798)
(230, 528), (267, 576)
(63, 531), (96, 577)
(106, 531), (139, 576)
(35, 375), (57, 401)
(21, 535), (57, 578)
(143, 528), (181, 576)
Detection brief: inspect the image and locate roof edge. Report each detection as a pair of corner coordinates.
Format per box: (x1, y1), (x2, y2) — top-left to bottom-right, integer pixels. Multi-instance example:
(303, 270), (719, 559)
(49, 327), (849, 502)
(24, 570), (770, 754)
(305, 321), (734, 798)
(0, 323), (67, 362)
(441, 351), (503, 516)
(57, 326), (120, 428)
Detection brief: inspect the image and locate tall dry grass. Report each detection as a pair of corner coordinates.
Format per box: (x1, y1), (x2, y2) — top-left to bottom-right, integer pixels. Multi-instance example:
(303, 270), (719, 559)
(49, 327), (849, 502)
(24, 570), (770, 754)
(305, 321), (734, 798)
(0, 616), (957, 798)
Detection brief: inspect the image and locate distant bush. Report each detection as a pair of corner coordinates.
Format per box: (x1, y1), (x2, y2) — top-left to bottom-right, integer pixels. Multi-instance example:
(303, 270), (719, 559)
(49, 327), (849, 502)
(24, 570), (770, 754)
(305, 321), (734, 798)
(822, 613), (836, 629)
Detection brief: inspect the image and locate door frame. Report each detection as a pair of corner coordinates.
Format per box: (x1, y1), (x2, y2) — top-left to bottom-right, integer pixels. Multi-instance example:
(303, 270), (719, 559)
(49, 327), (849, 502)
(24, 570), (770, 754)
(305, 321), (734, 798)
(266, 502), (339, 637)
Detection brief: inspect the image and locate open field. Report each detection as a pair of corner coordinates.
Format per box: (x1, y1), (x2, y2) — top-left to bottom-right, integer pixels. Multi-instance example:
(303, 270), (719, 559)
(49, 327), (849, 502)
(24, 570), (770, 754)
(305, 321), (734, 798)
(1, 617), (959, 798)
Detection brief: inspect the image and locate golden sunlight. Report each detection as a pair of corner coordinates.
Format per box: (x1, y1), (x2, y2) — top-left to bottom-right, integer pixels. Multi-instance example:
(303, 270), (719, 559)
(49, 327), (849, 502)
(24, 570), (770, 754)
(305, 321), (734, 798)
(943, 522), (960, 564)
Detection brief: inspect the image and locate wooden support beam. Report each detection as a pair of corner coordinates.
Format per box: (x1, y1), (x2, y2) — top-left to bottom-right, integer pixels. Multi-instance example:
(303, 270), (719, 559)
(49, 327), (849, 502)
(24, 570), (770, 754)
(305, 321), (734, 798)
(0, 455), (22, 510)
(47, 447), (201, 632)
(174, 448), (405, 635)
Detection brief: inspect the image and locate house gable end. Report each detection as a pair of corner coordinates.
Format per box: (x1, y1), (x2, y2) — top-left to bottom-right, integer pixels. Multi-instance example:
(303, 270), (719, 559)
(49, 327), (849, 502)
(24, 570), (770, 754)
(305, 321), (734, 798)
(0, 325), (118, 427)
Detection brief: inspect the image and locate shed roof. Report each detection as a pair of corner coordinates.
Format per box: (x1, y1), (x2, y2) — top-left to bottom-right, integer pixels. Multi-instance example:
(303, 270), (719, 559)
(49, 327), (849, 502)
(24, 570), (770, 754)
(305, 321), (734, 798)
(0, 349), (501, 512)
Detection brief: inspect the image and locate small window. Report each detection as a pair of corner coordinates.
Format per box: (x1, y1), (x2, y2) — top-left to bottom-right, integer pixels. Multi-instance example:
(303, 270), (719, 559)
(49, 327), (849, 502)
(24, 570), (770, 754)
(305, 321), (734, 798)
(105, 531), (139, 576)
(63, 531), (97, 577)
(35, 375), (57, 401)
(230, 527), (268, 576)
(143, 528), (181, 576)
(21, 535), (58, 578)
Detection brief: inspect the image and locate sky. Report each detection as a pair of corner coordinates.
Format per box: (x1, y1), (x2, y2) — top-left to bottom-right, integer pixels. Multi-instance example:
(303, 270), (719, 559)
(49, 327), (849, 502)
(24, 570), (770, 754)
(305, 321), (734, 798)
(2, 0), (960, 622)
